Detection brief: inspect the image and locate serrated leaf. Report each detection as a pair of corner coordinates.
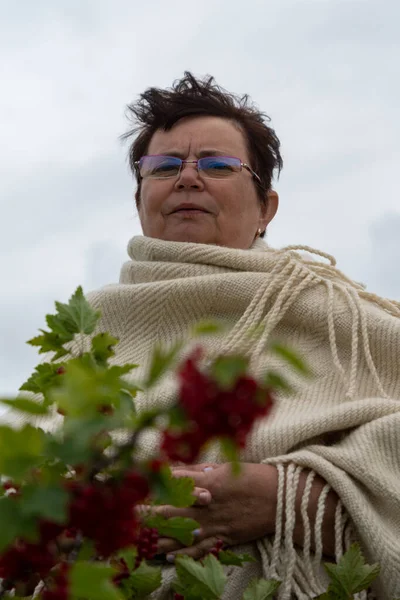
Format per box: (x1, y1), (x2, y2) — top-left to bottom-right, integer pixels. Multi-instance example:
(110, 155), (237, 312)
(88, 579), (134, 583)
(20, 484), (69, 524)
(145, 343), (183, 388)
(152, 465), (195, 507)
(175, 554), (226, 600)
(0, 425), (45, 480)
(269, 342), (311, 376)
(191, 319), (227, 336)
(27, 329), (72, 356)
(46, 312), (77, 338)
(242, 577), (281, 600)
(145, 515), (199, 545)
(91, 332), (120, 366)
(54, 286), (101, 336)
(69, 561), (123, 600)
(50, 359), (138, 418)
(127, 561), (162, 596)
(0, 397), (49, 415)
(210, 355), (249, 390)
(218, 550), (256, 566)
(322, 543), (380, 595)
(19, 361), (66, 399)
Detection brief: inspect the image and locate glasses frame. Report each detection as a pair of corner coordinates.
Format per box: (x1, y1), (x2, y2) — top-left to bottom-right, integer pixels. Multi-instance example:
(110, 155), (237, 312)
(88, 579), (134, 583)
(134, 154), (263, 186)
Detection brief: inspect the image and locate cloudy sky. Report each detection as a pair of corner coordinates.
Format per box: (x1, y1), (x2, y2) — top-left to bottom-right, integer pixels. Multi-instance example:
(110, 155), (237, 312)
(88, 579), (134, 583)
(1, 0), (399, 400)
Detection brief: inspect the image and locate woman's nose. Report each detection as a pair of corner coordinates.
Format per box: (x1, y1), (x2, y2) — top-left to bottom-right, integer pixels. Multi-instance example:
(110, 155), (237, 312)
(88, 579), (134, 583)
(174, 162), (205, 190)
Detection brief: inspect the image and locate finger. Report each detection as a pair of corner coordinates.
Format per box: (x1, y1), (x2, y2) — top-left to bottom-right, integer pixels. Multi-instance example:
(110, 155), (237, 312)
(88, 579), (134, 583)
(171, 469), (207, 487)
(192, 486), (212, 505)
(156, 536), (185, 554)
(172, 463), (217, 473)
(153, 504), (197, 520)
(166, 536), (222, 562)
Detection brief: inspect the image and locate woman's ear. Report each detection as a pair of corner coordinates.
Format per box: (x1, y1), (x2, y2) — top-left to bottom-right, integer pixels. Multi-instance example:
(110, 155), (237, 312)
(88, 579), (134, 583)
(259, 190), (279, 232)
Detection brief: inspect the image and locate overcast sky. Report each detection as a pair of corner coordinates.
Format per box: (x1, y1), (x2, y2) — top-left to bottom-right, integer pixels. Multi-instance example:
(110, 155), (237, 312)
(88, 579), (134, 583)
(1, 0), (399, 401)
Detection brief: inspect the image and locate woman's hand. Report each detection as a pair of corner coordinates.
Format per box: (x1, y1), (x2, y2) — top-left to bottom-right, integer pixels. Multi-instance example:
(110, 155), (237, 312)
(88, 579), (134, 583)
(152, 462), (279, 561)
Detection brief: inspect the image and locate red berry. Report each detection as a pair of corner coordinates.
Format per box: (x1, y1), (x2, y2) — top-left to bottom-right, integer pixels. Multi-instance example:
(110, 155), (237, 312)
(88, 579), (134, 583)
(56, 367), (66, 375)
(148, 458), (164, 473)
(65, 471), (149, 557)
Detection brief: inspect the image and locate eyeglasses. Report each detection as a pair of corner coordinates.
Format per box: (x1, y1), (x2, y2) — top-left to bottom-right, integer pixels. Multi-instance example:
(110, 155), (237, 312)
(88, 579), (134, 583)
(134, 155), (262, 185)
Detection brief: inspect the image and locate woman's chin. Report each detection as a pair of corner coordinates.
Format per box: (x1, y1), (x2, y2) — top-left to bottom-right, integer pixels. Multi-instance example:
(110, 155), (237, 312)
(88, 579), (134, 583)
(159, 226), (216, 245)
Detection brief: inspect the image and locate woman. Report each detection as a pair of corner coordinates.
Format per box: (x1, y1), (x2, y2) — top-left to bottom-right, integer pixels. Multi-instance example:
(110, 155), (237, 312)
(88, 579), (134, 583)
(18, 73), (400, 598)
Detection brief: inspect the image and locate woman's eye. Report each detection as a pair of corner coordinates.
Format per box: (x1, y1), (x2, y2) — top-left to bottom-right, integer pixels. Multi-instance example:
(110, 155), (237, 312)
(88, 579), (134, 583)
(155, 164), (176, 172)
(208, 161), (232, 170)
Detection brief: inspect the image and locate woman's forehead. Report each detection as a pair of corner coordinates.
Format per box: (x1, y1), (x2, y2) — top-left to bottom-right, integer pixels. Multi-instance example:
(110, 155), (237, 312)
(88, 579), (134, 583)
(147, 116), (248, 158)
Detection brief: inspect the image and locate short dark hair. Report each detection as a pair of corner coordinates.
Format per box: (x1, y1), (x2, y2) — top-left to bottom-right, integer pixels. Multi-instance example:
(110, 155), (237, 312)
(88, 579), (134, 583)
(121, 72), (283, 238)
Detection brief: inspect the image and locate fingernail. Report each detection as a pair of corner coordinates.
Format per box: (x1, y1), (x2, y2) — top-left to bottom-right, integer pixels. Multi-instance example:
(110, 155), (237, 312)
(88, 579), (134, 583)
(192, 528), (201, 537)
(203, 466), (214, 472)
(166, 554), (175, 563)
(199, 491), (209, 502)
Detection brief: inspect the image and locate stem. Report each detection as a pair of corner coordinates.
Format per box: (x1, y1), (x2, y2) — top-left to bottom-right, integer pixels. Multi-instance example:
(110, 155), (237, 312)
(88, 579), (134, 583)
(88, 427), (143, 480)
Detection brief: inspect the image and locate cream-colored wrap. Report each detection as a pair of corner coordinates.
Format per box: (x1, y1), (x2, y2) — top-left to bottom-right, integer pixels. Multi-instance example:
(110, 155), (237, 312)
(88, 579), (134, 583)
(7, 236), (400, 599)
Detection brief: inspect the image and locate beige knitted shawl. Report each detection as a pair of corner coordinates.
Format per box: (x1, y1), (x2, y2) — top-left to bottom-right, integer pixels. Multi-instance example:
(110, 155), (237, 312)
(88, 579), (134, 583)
(11, 235), (400, 599)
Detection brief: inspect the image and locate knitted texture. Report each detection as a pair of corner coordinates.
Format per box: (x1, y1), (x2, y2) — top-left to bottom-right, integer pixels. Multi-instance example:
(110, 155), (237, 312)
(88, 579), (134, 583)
(10, 235), (400, 599)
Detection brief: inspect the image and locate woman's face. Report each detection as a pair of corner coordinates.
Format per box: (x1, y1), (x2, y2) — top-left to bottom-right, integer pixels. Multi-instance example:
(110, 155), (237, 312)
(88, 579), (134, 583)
(137, 116), (278, 249)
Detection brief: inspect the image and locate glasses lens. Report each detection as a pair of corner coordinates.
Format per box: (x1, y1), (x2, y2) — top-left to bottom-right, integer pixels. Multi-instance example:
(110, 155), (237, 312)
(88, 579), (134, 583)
(198, 156), (241, 178)
(139, 156), (181, 178)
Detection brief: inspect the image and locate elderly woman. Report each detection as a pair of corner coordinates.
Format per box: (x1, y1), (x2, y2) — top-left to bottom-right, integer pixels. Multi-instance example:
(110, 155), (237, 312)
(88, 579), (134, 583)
(15, 73), (400, 599)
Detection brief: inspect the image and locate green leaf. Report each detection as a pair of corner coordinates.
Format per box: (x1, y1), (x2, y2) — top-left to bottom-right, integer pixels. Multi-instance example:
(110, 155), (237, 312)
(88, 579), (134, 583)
(263, 370), (293, 395)
(19, 362), (67, 397)
(145, 515), (200, 546)
(133, 408), (161, 430)
(69, 561), (123, 600)
(0, 397), (49, 415)
(220, 438), (241, 476)
(191, 319), (227, 336)
(210, 355), (249, 389)
(152, 465), (195, 507)
(269, 342), (311, 376)
(116, 547), (138, 572)
(126, 561), (162, 597)
(76, 539), (96, 562)
(54, 286), (101, 336)
(167, 405), (188, 429)
(20, 484), (69, 524)
(27, 329), (72, 358)
(0, 496), (22, 551)
(0, 496), (38, 552)
(322, 543), (380, 595)
(145, 342), (183, 388)
(91, 332), (120, 366)
(175, 554), (226, 600)
(0, 425), (45, 480)
(50, 359), (138, 418)
(218, 550), (256, 566)
(242, 577), (281, 600)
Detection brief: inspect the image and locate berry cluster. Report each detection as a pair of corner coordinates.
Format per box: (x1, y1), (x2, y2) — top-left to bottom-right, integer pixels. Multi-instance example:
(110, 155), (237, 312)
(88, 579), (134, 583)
(0, 521), (63, 584)
(135, 527), (159, 567)
(161, 351), (274, 463)
(66, 470), (149, 557)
